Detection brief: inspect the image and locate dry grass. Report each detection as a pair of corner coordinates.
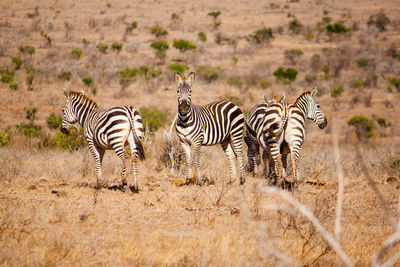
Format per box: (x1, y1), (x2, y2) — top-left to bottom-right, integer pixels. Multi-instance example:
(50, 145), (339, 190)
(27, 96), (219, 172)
(1, 0), (400, 265)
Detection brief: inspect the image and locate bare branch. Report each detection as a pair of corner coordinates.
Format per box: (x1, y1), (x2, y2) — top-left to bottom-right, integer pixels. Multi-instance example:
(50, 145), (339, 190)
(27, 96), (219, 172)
(333, 120), (344, 243)
(258, 185), (354, 267)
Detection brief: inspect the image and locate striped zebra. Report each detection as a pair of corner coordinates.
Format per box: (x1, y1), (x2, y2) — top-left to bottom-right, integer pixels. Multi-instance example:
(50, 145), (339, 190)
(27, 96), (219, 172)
(174, 72), (246, 185)
(244, 93), (285, 176)
(262, 88), (327, 187)
(61, 90), (145, 192)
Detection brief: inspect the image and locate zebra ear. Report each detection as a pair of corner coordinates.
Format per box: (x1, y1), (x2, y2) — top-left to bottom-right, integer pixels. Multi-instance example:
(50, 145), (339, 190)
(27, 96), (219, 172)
(63, 88), (69, 97)
(187, 72), (195, 84)
(174, 72), (183, 83)
(311, 87), (318, 97)
(263, 94), (269, 103)
(279, 92), (286, 102)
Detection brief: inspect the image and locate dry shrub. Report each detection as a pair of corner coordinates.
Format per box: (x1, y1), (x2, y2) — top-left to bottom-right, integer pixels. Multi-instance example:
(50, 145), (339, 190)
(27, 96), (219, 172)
(158, 131), (184, 172)
(277, 192), (335, 265)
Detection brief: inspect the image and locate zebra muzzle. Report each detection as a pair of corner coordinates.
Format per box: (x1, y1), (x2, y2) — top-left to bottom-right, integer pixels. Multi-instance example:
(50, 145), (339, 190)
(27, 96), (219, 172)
(319, 116), (328, 129)
(179, 100), (190, 114)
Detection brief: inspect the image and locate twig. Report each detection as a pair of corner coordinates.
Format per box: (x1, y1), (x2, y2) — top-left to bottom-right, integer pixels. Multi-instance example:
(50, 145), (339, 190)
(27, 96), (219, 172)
(353, 141), (397, 230)
(332, 120), (344, 243)
(258, 185), (354, 267)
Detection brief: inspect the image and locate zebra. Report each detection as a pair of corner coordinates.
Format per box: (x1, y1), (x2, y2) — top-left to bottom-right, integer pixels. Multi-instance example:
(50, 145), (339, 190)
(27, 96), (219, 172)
(244, 93), (285, 176)
(61, 89), (145, 192)
(261, 88), (327, 188)
(174, 72), (246, 185)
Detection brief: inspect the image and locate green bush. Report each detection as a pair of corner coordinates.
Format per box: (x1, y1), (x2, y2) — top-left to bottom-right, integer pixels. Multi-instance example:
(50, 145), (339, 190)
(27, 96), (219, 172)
(16, 123), (43, 137)
(247, 27), (274, 44)
(111, 42), (123, 52)
(9, 83), (18, 90)
(0, 128), (12, 146)
(40, 31), (52, 46)
(82, 38), (90, 47)
(12, 57), (23, 70)
(82, 77), (93, 86)
(125, 21), (137, 33)
(375, 117), (391, 128)
(349, 77), (364, 88)
(330, 85), (344, 97)
(304, 33), (315, 41)
(150, 40), (169, 59)
(18, 46), (35, 56)
(322, 65), (332, 79)
(196, 65), (222, 83)
(207, 11), (221, 18)
(140, 107), (168, 132)
(169, 63), (188, 74)
(47, 128), (87, 151)
(118, 67), (138, 88)
(273, 67), (298, 83)
(289, 18), (303, 34)
(367, 11), (390, 31)
(58, 71), (72, 81)
(96, 43), (108, 54)
(227, 76), (245, 88)
(326, 23), (349, 34)
(198, 32), (207, 42)
(257, 79), (272, 89)
(26, 74), (34, 88)
(347, 116), (374, 139)
(0, 69), (15, 84)
(138, 65), (162, 80)
(47, 113), (62, 129)
(71, 48), (83, 59)
(150, 25), (168, 38)
(389, 77), (400, 92)
(173, 39), (197, 53)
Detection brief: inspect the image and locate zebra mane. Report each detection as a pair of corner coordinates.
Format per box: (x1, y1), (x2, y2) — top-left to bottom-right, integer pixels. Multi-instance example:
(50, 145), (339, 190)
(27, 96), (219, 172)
(294, 91), (311, 106)
(68, 90), (98, 107)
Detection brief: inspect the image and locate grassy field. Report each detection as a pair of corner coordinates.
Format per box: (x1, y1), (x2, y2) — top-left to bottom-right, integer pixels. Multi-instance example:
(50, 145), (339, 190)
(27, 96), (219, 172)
(1, 0), (400, 265)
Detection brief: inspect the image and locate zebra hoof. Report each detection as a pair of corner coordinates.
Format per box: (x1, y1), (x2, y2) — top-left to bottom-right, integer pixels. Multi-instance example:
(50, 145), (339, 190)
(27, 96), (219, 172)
(129, 186), (139, 194)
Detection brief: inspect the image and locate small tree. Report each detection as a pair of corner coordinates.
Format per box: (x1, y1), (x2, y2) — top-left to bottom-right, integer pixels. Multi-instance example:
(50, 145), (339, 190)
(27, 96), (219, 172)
(151, 40), (169, 60)
(289, 18), (303, 34)
(150, 25), (168, 38)
(208, 11), (221, 30)
(96, 43), (108, 54)
(198, 32), (207, 42)
(247, 27), (274, 45)
(71, 48), (83, 59)
(111, 43), (123, 53)
(82, 77), (93, 87)
(173, 39), (197, 53)
(367, 11), (390, 31)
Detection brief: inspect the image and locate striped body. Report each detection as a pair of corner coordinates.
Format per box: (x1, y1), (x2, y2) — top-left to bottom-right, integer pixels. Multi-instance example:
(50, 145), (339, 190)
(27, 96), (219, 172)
(244, 94), (286, 177)
(260, 89), (327, 187)
(61, 90), (145, 191)
(175, 72), (245, 185)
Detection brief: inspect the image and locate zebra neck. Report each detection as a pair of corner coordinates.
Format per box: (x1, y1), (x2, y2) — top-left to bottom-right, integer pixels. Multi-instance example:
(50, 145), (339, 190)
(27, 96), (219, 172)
(294, 98), (308, 116)
(76, 102), (97, 127)
(177, 106), (195, 127)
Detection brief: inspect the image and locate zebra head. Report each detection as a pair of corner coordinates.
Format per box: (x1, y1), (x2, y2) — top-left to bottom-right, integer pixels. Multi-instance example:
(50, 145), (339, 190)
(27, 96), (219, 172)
(175, 72), (195, 116)
(304, 88), (327, 129)
(61, 89), (78, 134)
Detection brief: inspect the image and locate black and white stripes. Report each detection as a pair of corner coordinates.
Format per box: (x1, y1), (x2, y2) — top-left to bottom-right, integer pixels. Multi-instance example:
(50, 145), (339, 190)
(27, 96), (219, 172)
(174, 72), (246, 185)
(61, 90), (145, 191)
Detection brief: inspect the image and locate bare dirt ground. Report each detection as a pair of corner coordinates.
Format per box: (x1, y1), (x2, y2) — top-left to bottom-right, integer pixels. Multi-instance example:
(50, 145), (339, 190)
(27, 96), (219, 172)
(1, 0), (400, 266)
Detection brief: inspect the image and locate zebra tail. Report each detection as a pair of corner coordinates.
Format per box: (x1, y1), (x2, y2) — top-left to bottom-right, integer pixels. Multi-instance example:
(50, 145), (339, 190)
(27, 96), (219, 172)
(127, 108), (145, 161)
(269, 104), (288, 138)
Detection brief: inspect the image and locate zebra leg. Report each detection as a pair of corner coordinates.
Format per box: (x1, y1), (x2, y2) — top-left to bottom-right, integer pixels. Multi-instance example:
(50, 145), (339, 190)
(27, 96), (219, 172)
(181, 142), (192, 184)
(221, 140), (237, 185)
(192, 142), (202, 185)
(269, 142), (283, 188)
(111, 142), (129, 189)
(262, 149), (269, 177)
(130, 152), (139, 193)
(244, 134), (256, 175)
(291, 146), (302, 188)
(88, 142), (105, 189)
(231, 134), (246, 185)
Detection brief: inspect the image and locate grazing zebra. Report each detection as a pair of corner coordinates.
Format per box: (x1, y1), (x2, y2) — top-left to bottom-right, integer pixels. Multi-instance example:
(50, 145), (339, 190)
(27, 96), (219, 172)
(61, 89), (145, 192)
(174, 72), (246, 185)
(244, 93), (285, 176)
(263, 88), (327, 187)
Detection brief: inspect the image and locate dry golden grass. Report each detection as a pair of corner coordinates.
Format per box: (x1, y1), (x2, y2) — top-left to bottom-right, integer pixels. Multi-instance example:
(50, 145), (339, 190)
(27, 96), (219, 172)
(1, 0), (400, 265)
